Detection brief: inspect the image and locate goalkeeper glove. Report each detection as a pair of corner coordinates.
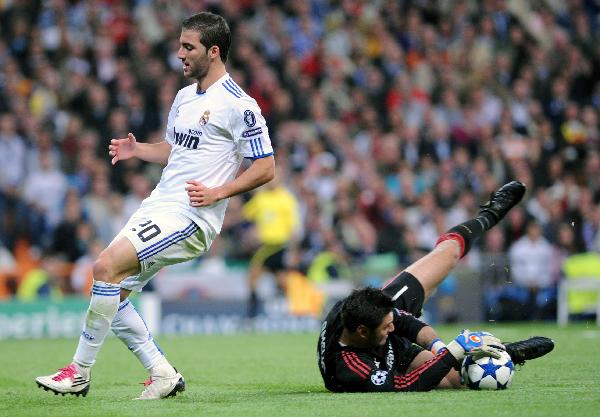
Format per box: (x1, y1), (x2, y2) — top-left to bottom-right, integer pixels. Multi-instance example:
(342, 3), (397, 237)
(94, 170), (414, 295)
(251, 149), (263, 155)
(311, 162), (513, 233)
(447, 329), (505, 361)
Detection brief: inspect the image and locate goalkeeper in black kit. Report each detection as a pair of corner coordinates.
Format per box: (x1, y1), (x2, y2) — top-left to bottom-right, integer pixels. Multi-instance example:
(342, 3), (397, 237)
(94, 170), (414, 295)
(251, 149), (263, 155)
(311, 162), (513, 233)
(317, 181), (554, 392)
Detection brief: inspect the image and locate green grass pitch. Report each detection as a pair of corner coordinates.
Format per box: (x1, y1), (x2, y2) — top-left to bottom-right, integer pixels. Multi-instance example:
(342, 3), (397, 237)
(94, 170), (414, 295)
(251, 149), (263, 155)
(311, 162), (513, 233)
(1, 322), (599, 417)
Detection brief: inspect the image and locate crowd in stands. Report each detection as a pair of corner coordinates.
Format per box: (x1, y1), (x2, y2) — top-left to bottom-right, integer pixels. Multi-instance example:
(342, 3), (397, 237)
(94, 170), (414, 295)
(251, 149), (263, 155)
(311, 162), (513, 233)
(1, 0), (599, 321)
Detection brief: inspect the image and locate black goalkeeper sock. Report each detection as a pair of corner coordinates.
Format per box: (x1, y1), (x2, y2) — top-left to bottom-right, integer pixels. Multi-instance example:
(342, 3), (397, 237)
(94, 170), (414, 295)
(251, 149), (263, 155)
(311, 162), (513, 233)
(436, 212), (497, 257)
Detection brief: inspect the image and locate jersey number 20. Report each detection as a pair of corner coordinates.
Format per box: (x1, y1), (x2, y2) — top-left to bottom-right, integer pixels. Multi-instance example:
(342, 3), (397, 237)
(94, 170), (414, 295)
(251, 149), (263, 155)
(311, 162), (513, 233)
(137, 220), (162, 242)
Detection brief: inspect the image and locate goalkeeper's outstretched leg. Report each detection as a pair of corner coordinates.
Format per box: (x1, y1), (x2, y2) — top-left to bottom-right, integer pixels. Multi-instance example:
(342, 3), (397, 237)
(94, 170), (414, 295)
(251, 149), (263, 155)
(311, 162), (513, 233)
(383, 180), (526, 300)
(379, 181), (528, 388)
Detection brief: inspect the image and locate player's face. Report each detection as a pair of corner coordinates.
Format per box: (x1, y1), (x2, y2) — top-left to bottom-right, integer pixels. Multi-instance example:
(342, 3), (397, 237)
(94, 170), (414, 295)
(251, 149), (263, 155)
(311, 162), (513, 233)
(178, 30), (210, 80)
(367, 312), (395, 347)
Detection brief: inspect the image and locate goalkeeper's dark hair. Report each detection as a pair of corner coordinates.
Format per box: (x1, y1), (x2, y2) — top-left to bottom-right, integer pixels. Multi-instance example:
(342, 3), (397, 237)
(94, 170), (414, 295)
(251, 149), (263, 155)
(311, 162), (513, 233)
(182, 12), (231, 63)
(341, 287), (394, 332)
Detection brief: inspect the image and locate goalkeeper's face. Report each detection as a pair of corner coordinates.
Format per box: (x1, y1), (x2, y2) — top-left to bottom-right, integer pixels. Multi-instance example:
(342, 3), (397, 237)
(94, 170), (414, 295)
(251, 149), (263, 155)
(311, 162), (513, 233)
(366, 312), (395, 347)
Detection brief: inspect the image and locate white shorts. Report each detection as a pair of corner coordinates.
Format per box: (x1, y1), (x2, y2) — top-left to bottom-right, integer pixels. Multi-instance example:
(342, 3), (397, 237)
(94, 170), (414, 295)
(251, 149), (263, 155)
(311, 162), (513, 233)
(114, 209), (213, 292)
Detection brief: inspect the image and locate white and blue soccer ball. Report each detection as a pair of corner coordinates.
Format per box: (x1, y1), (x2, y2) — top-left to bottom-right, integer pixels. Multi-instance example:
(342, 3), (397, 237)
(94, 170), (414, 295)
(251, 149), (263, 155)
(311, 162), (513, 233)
(461, 350), (514, 390)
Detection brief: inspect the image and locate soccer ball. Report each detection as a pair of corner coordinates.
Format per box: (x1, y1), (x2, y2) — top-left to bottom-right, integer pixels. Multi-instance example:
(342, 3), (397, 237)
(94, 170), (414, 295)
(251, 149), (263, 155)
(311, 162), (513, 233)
(461, 350), (514, 390)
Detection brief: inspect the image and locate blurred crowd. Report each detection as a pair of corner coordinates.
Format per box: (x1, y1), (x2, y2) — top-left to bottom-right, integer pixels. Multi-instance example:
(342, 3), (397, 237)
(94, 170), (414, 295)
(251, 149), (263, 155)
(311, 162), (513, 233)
(1, 0), (599, 321)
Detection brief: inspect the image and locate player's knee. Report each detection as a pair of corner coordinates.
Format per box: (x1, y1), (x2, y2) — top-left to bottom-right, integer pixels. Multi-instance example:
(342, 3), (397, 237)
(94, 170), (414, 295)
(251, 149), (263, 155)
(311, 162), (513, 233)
(93, 253), (116, 283)
(434, 240), (461, 263)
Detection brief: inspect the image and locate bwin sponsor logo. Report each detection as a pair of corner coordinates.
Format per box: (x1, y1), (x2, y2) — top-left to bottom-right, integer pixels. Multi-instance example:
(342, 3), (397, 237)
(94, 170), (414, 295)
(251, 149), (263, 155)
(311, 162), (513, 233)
(174, 130), (201, 149)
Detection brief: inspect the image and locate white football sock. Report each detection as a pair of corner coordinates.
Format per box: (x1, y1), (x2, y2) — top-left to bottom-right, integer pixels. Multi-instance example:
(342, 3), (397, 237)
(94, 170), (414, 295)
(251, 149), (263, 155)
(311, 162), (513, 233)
(150, 356), (177, 377)
(73, 280), (121, 367)
(111, 298), (165, 371)
(74, 363), (90, 380)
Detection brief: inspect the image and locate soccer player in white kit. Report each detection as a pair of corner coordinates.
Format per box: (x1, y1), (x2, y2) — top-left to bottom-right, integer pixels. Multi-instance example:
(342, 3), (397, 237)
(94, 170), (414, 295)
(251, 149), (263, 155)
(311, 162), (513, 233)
(36, 12), (275, 400)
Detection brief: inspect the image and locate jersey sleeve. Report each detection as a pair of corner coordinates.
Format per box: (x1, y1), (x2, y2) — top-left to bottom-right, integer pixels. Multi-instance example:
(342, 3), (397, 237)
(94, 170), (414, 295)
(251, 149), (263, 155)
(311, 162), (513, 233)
(392, 308), (429, 342)
(229, 99), (274, 160)
(335, 349), (458, 392)
(164, 90), (181, 145)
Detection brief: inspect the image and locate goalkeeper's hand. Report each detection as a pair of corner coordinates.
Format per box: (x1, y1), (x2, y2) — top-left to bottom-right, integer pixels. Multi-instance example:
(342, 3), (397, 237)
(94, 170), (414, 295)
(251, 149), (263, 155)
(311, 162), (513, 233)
(447, 329), (505, 361)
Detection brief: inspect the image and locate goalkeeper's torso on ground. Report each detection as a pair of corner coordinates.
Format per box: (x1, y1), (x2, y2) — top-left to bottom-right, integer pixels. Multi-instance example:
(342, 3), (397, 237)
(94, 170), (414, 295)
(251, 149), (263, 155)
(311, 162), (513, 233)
(317, 300), (457, 392)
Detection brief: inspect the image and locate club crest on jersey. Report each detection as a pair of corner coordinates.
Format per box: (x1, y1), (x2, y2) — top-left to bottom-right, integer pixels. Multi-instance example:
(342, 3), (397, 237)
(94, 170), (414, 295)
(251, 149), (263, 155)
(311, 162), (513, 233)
(199, 110), (210, 126)
(244, 110), (256, 127)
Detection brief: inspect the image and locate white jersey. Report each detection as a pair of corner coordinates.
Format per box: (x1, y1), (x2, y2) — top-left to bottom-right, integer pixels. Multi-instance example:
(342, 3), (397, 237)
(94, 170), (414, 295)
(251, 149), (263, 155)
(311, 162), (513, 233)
(139, 73), (273, 237)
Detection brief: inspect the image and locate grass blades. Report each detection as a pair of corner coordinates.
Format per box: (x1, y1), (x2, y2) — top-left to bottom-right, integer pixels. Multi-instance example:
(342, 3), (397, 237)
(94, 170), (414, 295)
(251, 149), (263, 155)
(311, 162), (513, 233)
(1, 322), (599, 417)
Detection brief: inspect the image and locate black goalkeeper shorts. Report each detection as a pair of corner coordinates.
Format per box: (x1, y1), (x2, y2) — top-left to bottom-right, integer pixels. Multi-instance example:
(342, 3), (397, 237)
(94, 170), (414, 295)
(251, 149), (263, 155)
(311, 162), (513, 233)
(382, 271), (425, 317)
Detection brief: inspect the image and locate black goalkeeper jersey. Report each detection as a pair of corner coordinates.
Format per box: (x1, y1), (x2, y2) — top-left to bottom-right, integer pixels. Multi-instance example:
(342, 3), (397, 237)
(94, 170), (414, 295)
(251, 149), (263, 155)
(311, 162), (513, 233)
(317, 300), (459, 392)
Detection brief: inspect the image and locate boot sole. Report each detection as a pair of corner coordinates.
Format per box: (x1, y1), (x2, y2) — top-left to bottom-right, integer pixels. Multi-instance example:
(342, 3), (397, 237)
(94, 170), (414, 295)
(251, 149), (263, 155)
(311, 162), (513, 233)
(36, 381), (90, 397)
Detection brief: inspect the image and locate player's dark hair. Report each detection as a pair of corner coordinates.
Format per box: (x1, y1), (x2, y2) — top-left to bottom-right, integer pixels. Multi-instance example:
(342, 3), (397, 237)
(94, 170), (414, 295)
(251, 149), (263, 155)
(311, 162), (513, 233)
(341, 287), (393, 332)
(182, 12), (231, 63)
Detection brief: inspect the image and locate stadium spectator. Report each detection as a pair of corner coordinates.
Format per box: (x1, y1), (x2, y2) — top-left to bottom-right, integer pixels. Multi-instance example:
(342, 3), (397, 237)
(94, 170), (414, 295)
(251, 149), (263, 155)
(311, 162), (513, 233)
(21, 151), (68, 232)
(49, 190), (91, 263)
(0, 0), (597, 329)
(504, 221), (558, 320)
(479, 227), (511, 321)
(81, 172), (113, 245)
(0, 134), (22, 245)
(70, 239), (104, 296)
(0, 241), (17, 299)
(35, 11), (275, 401)
(16, 251), (67, 301)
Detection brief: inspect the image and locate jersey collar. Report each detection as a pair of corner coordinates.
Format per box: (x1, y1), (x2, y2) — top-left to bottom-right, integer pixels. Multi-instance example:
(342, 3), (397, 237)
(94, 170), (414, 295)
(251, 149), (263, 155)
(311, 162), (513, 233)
(196, 73), (231, 95)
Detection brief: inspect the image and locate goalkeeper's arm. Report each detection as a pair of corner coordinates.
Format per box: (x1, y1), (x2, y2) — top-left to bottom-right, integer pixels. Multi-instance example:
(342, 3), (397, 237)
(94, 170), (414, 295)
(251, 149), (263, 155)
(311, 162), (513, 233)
(414, 326), (448, 355)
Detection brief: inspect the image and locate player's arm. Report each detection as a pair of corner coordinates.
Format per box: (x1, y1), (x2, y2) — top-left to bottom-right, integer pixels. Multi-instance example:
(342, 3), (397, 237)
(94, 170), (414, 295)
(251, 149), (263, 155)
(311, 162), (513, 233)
(392, 309), (447, 354)
(109, 133), (172, 166)
(218, 155), (275, 200)
(186, 155), (275, 207)
(335, 349), (458, 392)
(417, 326), (447, 354)
(392, 309), (433, 343)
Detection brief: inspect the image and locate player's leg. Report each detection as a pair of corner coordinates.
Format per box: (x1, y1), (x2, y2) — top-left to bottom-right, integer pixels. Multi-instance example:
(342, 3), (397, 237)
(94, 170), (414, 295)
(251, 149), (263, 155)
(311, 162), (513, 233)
(111, 289), (185, 400)
(36, 211), (201, 398)
(270, 246), (289, 294)
(36, 236), (140, 396)
(403, 240), (460, 299)
(247, 247), (266, 318)
(386, 181), (526, 300)
(117, 214), (202, 399)
(112, 290), (163, 371)
(113, 212), (209, 399)
(247, 245), (284, 317)
(406, 350), (462, 389)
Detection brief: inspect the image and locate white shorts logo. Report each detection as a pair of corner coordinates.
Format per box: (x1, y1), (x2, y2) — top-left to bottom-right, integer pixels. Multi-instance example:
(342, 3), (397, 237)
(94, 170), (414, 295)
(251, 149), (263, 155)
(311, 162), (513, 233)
(371, 370), (388, 386)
